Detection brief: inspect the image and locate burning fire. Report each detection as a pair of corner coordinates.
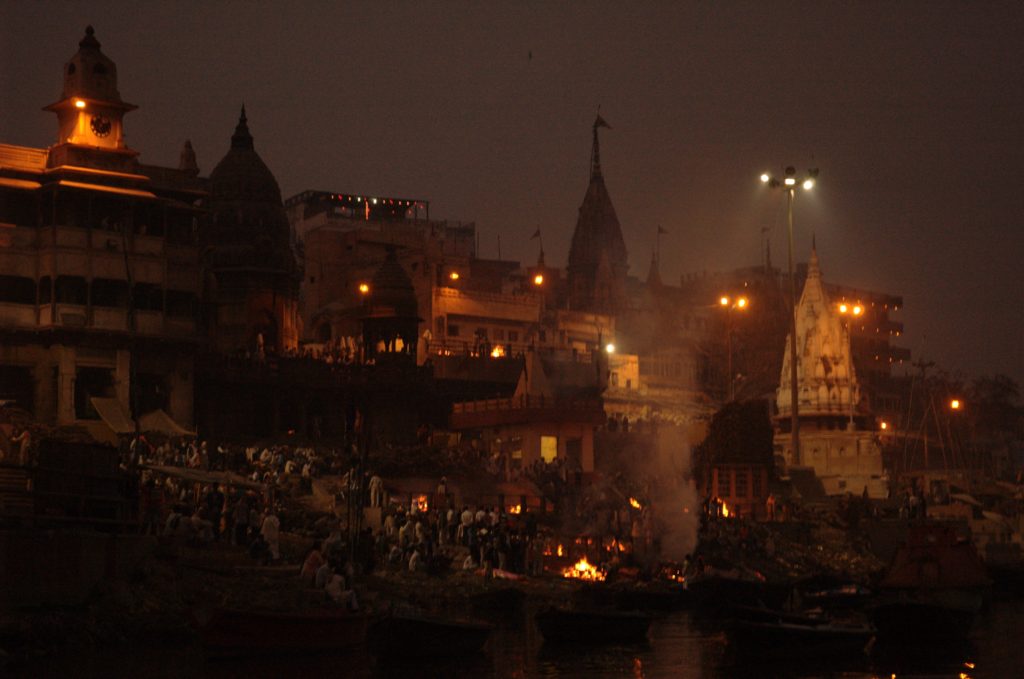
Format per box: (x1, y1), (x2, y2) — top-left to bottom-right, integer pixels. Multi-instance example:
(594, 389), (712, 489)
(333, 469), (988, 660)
(721, 502), (731, 518)
(629, 497), (642, 509)
(413, 494), (429, 513)
(508, 504), (522, 514)
(562, 556), (606, 581)
(557, 544), (564, 557)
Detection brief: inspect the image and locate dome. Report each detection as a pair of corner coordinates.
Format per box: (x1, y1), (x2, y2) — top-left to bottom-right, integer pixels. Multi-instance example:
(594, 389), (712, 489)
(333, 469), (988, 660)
(208, 107), (283, 205)
(365, 248), (419, 318)
(204, 107), (295, 273)
(60, 26), (126, 104)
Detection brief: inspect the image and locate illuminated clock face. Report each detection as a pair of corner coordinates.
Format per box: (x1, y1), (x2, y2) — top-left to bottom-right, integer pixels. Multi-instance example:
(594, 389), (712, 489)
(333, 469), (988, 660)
(90, 115), (112, 138)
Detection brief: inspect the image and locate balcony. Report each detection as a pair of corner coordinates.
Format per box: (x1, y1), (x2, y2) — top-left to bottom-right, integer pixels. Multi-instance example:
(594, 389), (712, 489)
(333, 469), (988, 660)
(0, 302), (36, 327)
(91, 307), (128, 331)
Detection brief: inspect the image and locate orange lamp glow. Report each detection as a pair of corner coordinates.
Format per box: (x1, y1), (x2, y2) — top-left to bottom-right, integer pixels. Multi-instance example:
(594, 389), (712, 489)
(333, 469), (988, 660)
(736, 297), (748, 309)
(839, 303), (849, 313)
(449, 271), (460, 281)
(719, 296), (730, 307)
(533, 274), (544, 286)
(880, 421), (888, 430)
(358, 283), (370, 294)
(951, 399), (961, 410)
(852, 305), (864, 316)
(74, 99), (86, 109)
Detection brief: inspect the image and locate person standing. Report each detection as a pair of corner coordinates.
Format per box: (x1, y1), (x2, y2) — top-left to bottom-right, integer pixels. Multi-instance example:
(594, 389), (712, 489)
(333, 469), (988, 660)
(260, 507), (281, 560)
(204, 484), (225, 541)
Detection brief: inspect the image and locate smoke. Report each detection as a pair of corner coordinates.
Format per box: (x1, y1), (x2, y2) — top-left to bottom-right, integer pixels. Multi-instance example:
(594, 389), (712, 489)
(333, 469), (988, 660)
(649, 425), (701, 562)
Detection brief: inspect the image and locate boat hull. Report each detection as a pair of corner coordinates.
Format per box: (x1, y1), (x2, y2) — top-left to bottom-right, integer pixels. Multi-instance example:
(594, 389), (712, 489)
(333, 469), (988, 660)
(200, 608), (367, 657)
(535, 607), (652, 644)
(727, 619), (874, 658)
(367, 614), (492, 658)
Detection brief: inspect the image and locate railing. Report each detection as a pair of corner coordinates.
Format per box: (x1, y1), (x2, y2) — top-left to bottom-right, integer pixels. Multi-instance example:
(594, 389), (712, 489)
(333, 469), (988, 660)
(452, 393), (600, 414)
(427, 340), (596, 364)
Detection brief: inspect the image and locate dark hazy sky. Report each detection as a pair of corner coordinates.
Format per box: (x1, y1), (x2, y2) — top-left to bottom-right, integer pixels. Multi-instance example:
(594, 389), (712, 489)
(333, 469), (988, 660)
(2, 2), (1023, 385)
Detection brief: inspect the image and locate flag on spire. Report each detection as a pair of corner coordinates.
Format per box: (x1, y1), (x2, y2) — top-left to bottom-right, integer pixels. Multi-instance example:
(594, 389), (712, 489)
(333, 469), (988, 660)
(530, 228), (541, 240)
(657, 225), (668, 234)
(594, 114), (611, 130)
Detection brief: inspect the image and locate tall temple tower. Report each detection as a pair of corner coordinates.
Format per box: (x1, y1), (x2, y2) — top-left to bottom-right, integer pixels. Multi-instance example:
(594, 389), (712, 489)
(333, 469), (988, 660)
(566, 116), (629, 314)
(203, 108), (301, 354)
(774, 246), (886, 498)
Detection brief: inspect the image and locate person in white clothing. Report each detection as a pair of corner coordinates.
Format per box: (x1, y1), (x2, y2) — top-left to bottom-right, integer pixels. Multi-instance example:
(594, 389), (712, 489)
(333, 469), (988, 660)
(260, 508), (281, 560)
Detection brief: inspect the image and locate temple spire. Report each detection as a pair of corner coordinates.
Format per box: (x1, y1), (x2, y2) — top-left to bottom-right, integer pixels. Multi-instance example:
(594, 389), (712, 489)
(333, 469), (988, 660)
(590, 113), (611, 180)
(231, 105), (253, 150)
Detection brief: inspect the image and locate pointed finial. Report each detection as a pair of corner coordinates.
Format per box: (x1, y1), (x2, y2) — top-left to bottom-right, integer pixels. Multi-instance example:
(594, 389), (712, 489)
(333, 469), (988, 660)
(807, 242), (821, 278)
(231, 105), (253, 150)
(179, 139), (199, 176)
(80, 25), (101, 49)
(591, 113), (611, 180)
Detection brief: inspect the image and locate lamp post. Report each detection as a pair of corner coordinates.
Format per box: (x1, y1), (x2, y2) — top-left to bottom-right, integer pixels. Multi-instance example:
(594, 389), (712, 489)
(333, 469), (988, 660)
(761, 166), (818, 465)
(718, 295), (749, 401)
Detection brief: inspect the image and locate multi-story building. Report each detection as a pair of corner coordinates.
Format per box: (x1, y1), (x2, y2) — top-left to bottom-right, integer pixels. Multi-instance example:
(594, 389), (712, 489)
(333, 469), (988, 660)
(0, 27), (202, 437)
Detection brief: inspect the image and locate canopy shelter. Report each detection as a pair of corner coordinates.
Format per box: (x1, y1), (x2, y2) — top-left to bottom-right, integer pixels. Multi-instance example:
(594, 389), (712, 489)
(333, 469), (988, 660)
(89, 398), (194, 438)
(141, 464), (266, 492)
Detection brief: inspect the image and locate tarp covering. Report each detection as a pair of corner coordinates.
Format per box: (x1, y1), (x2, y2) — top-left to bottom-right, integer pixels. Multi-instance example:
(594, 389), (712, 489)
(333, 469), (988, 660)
(142, 464), (265, 491)
(90, 397), (135, 435)
(138, 409), (195, 437)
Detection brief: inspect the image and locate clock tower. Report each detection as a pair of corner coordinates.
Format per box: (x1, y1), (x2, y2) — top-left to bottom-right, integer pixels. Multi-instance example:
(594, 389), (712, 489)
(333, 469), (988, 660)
(43, 26), (139, 171)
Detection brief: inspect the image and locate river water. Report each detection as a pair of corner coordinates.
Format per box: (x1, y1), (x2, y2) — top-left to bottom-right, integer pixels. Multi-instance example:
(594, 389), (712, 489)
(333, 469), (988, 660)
(18, 599), (1024, 678)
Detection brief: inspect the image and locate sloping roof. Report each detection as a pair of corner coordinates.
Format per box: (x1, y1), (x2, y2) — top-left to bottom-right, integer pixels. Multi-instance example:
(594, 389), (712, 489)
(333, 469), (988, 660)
(138, 409), (195, 437)
(90, 397), (134, 434)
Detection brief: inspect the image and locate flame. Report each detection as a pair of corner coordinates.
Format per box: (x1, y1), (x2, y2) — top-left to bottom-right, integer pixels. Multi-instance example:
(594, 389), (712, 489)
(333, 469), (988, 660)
(562, 556), (606, 581)
(557, 544), (563, 557)
(721, 502), (731, 518)
(508, 504), (522, 514)
(629, 497), (642, 509)
(490, 345), (506, 358)
(413, 494), (429, 513)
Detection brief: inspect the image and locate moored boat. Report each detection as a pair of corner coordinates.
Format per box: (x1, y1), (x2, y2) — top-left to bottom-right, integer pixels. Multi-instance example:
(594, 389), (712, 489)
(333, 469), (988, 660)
(367, 611), (493, 658)
(869, 522), (991, 643)
(726, 616), (875, 658)
(535, 606), (652, 643)
(198, 607), (367, 657)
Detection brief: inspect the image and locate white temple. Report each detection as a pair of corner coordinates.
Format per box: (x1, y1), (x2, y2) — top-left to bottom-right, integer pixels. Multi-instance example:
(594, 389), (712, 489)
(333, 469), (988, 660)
(775, 246), (887, 498)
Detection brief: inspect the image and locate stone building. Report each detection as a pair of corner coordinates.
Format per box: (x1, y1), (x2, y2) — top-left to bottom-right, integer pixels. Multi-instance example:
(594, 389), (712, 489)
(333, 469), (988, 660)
(0, 26), (201, 437)
(774, 246), (887, 498)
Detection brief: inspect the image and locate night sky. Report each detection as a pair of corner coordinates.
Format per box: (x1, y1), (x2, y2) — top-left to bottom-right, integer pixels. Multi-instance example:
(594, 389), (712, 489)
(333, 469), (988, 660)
(2, 2), (1022, 385)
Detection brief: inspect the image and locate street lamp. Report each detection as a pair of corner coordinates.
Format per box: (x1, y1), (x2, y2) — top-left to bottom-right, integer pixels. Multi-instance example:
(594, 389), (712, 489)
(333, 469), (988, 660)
(760, 166), (819, 465)
(718, 295), (750, 401)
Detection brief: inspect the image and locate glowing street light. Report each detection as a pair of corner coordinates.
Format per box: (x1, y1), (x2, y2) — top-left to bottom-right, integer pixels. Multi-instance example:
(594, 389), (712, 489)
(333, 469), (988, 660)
(760, 165), (819, 464)
(950, 399), (961, 410)
(605, 343), (616, 354)
(74, 99), (86, 109)
(449, 271), (460, 281)
(358, 283), (370, 295)
(533, 273), (544, 286)
(718, 294), (751, 401)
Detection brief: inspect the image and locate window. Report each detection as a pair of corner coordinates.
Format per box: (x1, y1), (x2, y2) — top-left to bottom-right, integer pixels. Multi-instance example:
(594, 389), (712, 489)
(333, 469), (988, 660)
(132, 284), (163, 311)
(0, 276), (36, 304)
(166, 290), (197, 318)
(493, 329), (505, 341)
(540, 436), (558, 463)
(74, 366), (114, 420)
(734, 468), (749, 498)
(55, 276), (87, 305)
(90, 278), (128, 308)
(508, 331), (518, 343)
(717, 470), (730, 497)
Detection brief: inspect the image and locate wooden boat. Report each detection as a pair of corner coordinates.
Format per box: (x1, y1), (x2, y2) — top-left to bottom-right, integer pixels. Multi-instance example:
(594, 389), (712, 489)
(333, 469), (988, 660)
(869, 522), (991, 643)
(367, 612), (493, 658)
(726, 605), (874, 658)
(198, 607), (367, 657)
(468, 585), (526, 614)
(535, 606), (652, 643)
